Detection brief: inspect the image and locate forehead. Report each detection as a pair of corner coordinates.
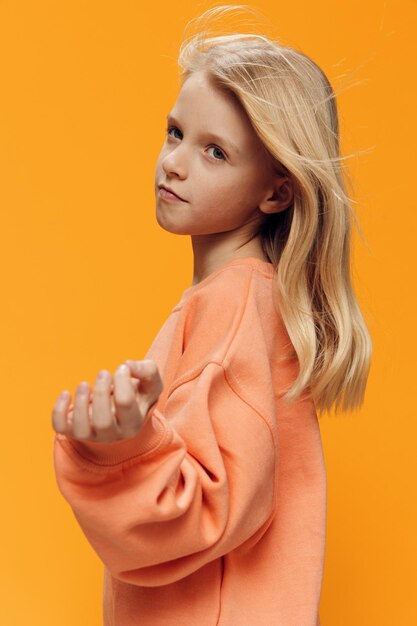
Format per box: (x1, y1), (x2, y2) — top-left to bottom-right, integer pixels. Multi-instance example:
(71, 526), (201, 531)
(178, 70), (236, 110)
(171, 71), (265, 153)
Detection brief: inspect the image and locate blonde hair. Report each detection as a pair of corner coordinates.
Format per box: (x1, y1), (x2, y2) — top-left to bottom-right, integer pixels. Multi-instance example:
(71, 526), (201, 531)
(175, 4), (373, 415)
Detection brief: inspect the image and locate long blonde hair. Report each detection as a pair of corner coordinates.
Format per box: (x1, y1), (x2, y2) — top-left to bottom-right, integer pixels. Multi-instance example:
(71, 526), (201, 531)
(175, 4), (373, 415)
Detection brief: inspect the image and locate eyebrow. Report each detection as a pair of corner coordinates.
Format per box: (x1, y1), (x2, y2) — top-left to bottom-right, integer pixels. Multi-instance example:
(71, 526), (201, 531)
(166, 113), (240, 155)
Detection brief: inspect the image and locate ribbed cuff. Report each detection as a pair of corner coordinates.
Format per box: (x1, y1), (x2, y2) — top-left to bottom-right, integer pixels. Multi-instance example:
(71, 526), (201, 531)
(55, 408), (171, 469)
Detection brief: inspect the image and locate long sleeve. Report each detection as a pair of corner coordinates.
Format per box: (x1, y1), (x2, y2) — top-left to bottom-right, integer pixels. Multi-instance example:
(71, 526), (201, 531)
(53, 360), (277, 587)
(53, 258), (327, 625)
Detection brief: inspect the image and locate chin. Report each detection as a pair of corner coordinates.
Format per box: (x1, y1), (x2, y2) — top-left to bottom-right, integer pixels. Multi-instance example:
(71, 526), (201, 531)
(155, 211), (191, 235)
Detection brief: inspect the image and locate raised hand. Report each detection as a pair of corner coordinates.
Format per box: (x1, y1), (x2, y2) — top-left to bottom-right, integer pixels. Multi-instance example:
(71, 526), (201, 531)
(51, 359), (163, 443)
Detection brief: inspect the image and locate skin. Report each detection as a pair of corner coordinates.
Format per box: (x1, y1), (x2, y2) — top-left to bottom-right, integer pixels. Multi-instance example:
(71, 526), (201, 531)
(154, 69), (294, 286)
(51, 69), (294, 443)
(51, 359), (163, 442)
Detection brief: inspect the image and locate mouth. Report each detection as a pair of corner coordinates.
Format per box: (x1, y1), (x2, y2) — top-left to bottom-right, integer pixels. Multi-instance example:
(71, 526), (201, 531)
(158, 184), (187, 202)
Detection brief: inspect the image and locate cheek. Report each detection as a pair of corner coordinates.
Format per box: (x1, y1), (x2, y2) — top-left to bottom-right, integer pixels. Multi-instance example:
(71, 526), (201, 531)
(219, 164), (258, 192)
(203, 171), (242, 199)
(154, 145), (169, 172)
(212, 175), (259, 210)
(191, 171), (258, 223)
(154, 153), (164, 176)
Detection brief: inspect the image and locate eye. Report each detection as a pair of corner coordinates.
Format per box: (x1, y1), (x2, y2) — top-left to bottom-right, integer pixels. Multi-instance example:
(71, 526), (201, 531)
(207, 146), (226, 161)
(165, 125), (226, 162)
(166, 125), (182, 140)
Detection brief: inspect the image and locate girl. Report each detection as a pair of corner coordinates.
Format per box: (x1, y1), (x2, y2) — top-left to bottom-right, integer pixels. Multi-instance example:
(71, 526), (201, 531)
(52, 5), (372, 625)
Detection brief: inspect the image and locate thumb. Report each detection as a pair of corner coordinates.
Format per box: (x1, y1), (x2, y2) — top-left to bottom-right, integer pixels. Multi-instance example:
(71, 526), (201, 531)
(124, 359), (163, 400)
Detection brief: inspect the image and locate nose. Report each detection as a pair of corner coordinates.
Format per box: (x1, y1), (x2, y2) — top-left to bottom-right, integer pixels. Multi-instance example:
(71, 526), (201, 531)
(161, 145), (188, 179)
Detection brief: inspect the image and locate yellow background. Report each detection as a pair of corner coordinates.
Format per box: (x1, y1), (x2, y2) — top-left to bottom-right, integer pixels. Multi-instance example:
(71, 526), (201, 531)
(1, 1), (415, 624)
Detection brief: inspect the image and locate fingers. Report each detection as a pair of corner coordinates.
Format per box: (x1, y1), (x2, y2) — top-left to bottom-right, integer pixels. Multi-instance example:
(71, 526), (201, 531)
(91, 370), (120, 442)
(72, 382), (95, 439)
(113, 364), (144, 437)
(52, 390), (72, 434)
(52, 373), (119, 442)
(125, 359), (163, 400)
(124, 360), (163, 423)
(52, 362), (155, 442)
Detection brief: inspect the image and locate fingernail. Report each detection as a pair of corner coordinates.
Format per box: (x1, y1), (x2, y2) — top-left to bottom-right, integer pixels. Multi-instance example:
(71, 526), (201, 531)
(97, 370), (109, 380)
(118, 364), (129, 373)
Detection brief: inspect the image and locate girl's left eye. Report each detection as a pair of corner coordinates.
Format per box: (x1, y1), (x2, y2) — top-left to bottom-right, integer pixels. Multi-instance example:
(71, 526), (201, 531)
(165, 126), (226, 161)
(207, 146), (226, 161)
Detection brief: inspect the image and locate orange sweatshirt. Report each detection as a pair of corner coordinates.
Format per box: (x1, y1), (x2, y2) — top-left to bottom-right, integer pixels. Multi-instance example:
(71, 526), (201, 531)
(53, 257), (326, 626)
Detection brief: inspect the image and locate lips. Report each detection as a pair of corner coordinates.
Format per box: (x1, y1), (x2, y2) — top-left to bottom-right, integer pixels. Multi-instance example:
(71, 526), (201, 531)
(158, 184), (187, 201)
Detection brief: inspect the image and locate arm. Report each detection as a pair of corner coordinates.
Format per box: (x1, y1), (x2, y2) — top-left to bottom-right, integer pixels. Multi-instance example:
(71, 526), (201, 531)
(53, 361), (276, 587)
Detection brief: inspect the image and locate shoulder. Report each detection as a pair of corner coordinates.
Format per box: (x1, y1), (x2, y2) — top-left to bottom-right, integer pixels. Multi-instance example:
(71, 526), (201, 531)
(178, 258), (276, 314)
(175, 260), (278, 376)
(167, 259), (288, 431)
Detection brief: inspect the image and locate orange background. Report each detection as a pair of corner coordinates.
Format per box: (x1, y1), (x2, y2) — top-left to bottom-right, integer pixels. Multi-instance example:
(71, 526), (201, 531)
(1, 1), (415, 624)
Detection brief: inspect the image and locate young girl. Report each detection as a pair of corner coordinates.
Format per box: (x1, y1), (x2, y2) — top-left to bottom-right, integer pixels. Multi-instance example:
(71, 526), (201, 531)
(52, 5), (372, 625)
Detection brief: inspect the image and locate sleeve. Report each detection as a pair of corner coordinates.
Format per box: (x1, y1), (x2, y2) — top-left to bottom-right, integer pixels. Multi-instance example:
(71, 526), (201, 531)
(53, 361), (277, 587)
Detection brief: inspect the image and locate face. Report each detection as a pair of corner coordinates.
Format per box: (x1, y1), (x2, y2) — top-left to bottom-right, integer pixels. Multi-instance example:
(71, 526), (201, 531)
(154, 70), (277, 237)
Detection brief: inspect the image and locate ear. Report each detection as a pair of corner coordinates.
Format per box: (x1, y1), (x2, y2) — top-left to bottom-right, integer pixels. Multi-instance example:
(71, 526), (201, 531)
(258, 175), (294, 215)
